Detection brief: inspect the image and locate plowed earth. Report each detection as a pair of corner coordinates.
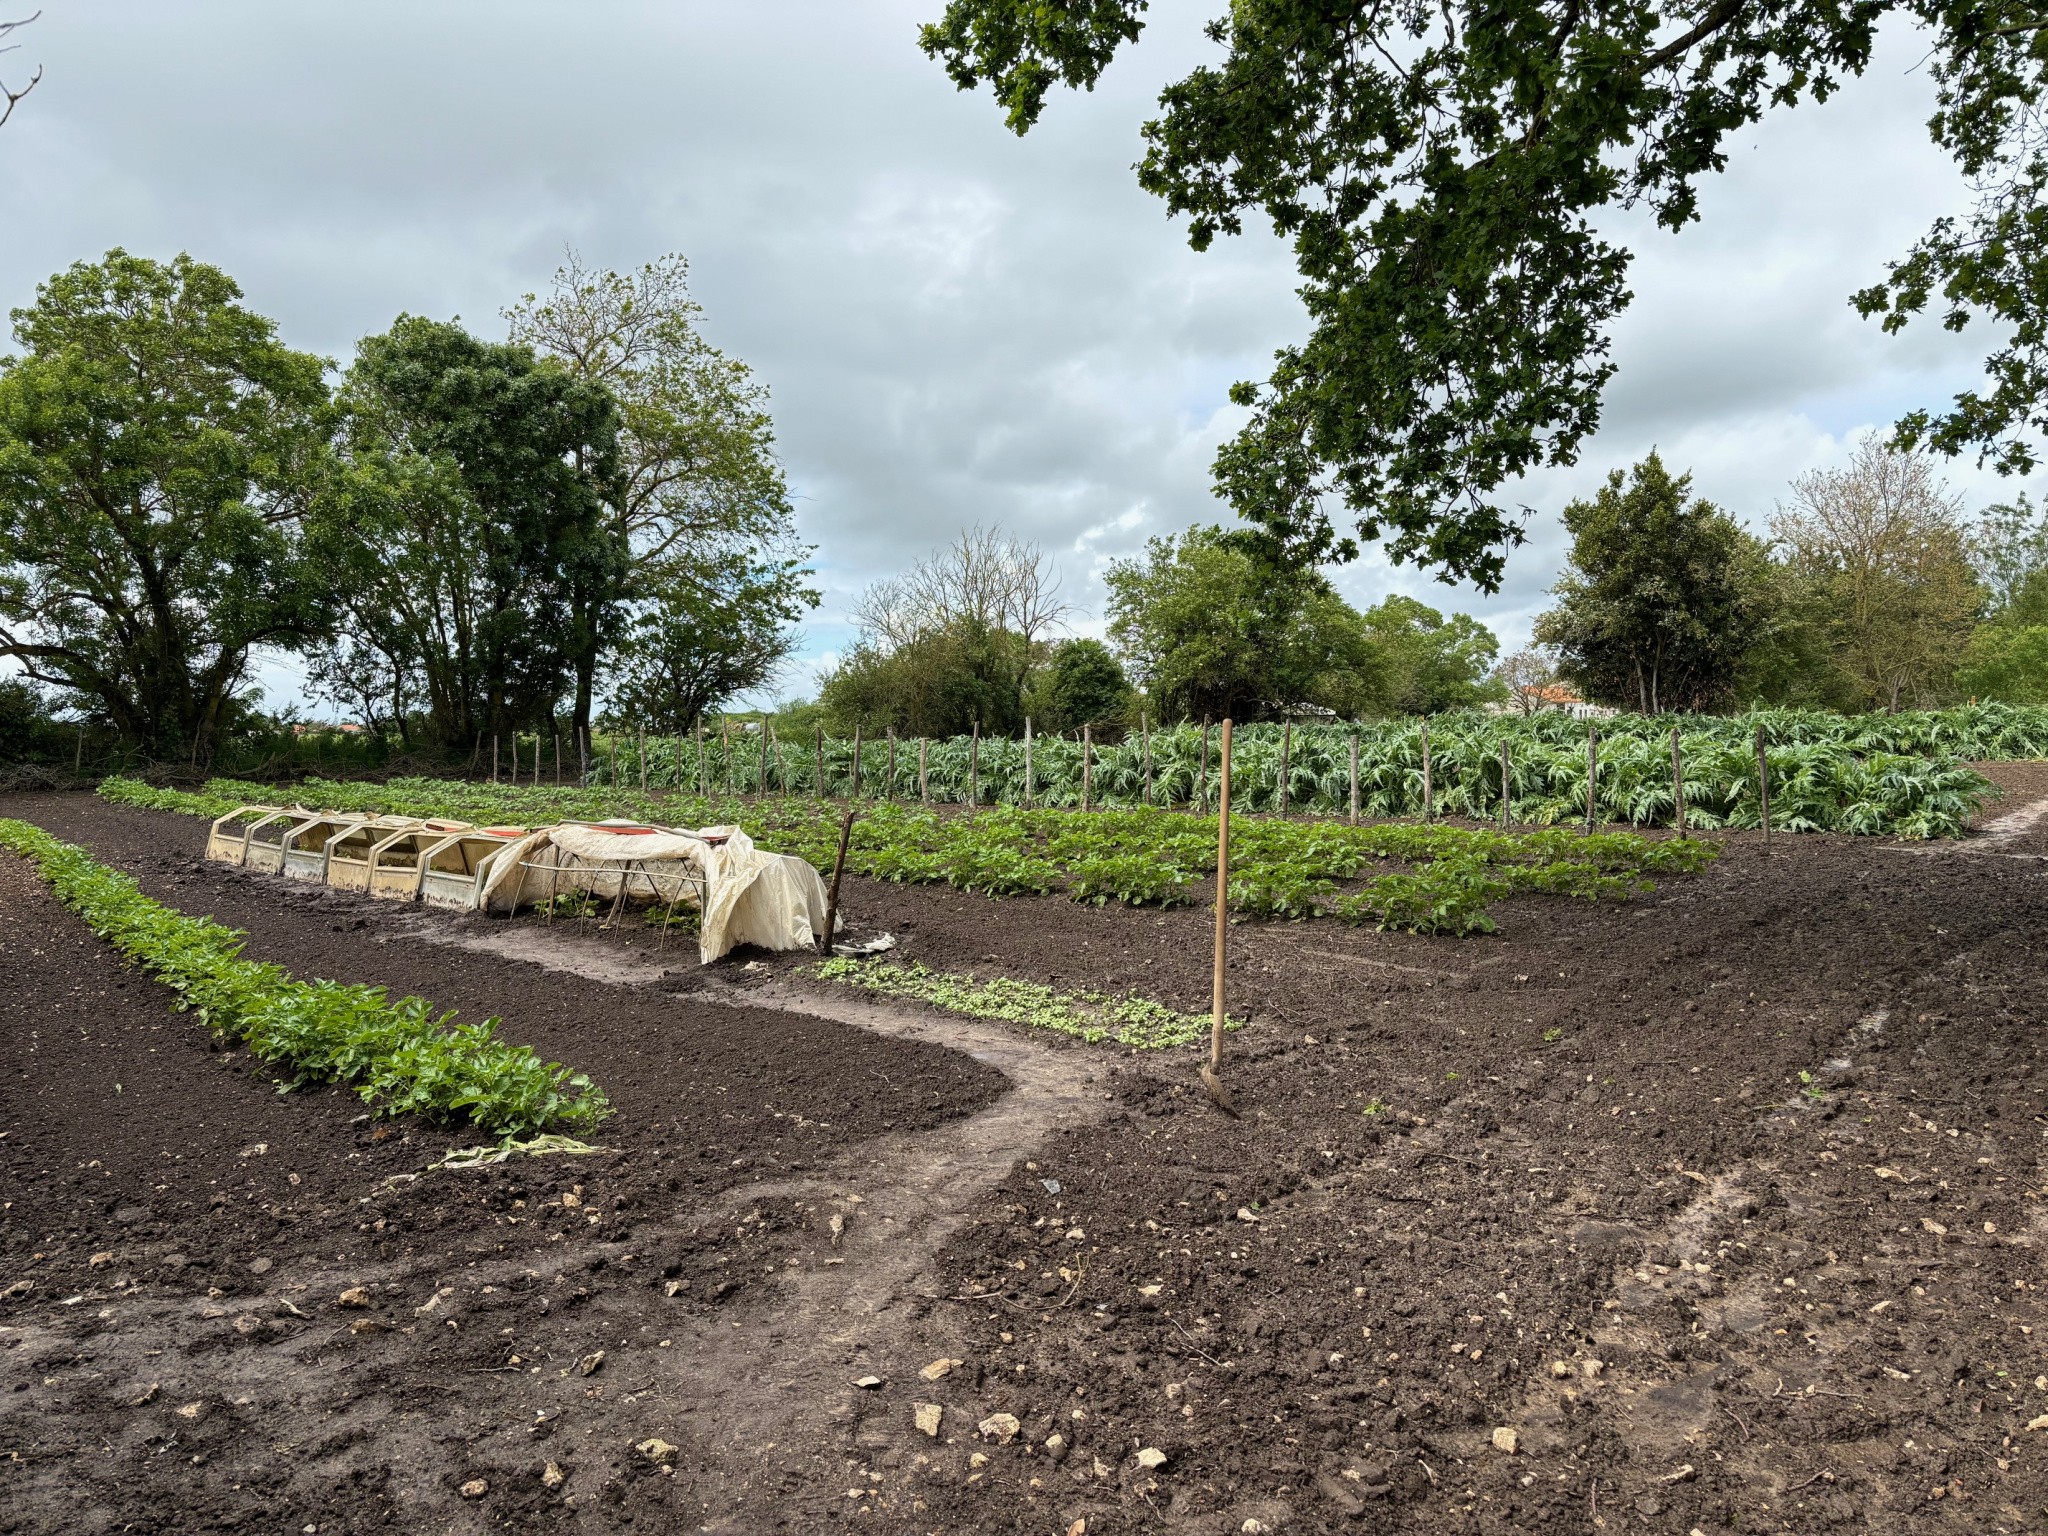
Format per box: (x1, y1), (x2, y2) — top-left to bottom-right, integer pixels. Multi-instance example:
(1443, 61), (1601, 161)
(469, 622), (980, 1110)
(3, 773), (2048, 1536)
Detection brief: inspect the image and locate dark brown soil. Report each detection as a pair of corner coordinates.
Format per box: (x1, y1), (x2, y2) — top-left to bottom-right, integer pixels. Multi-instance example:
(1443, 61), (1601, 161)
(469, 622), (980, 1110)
(5, 787), (2048, 1535)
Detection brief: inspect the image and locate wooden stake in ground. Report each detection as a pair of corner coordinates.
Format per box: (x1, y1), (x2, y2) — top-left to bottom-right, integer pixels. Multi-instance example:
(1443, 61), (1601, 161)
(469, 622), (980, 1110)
(1142, 712), (1153, 807)
(886, 729), (897, 799)
(814, 725), (824, 799)
(1024, 717), (1034, 807)
(1082, 723), (1092, 812)
(1420, 720), (1433, 821)
(1499, 738), (1511, 830)
(533, 732), (541, 786)
(721, 718), (733, 796)
(74, 726), (83, 775)
(1200, 718), (1212, 814)
(674, 732), (684, 794)
(1348, 730), (1360, 824)
(1201, 718), (1238, 1118)
(969, 719), (980, 806)
(696, 720), (706, 795)
(919, 737), (929, 803)
(1670, 726), (1688, 839)
(555, 732), (562, 788)
(850, 723), (863, 798)
(819, 806), (857, 955)
(610, 735), (619, 798)
(1756, 723), (1771, 850)
(492, 733), (500, 783)
(1279, 719), (1291, 817)
(1586, 723), (1598, 830)
(577, 727), (587, 786)
(638, 729), (647, 794)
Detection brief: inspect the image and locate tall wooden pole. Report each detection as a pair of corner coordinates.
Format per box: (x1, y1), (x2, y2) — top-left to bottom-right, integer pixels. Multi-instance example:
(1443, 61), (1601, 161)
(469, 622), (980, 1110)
(1499, 739), (1511, 830)
(1420, 720), (1432, 822)
(1756, 723), (1771, 850)
(1586, 723), (1598, 830)
(638, 728), (647, 793)
(969, 719), (980, 807)
(814, 725), (824, 799)
(919, 736), (929, 804)
(1023, 718), (1034, 808)
(1201, 719), (1236, 1116)
(674, 732), (684, 795)
(886, 728), (897, 800)
(555, 732), (562, 789)
(1670, 726), (1687, 839)
(1200, 718), (1212, 815)
(1279, 719), (1291, 817)
(1082, 724), (1093, 812)
(851, 723), (864, 799)
(721, 718), (733, 796)
(1348, 730), (1360, 825)
(492, 733), (500, 783)
(610, 735), (619, 798)
(1142, 712), (1153, 807)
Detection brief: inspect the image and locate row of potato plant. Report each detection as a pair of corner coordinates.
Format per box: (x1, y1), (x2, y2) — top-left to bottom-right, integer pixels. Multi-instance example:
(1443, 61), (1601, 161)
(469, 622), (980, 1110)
(0, 816), (609, 1135)
(103, 777), (1717, 936)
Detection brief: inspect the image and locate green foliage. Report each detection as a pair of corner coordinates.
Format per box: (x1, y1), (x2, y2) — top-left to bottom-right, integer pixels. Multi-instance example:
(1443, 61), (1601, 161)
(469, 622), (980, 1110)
(1030, 637), (1132, 731)
(1535, 453), (1780, 712)
(1105, 525), (1380, 721)
(0, 249), (333, 760)
(816, 957), (1228, 1050)
(1360, 596), (1503, 714)
(0, 817), (608, 1136)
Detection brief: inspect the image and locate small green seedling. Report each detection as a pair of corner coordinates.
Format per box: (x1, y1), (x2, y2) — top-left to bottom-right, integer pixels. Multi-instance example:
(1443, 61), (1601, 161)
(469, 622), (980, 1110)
(1541, 1027), (1563, 1044)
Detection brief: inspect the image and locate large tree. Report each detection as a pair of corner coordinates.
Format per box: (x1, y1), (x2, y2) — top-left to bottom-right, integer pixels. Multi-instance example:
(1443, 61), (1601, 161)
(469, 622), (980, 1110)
(0, 250), (331, 760)
(1535, 452), (1774, 712)
(1772, 437), (1983, 710)
(308, 317), (625, 751)
(1358, 595), (1501, 714)
(505, 254), (813, 737)
(1105, 525), (1378, 721)
(923, 1), (2048, 589)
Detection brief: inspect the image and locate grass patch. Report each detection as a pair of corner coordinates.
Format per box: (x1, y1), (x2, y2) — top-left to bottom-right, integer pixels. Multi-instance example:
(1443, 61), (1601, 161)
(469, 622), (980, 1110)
(816, 956), (1231, 1050)
(0, 818), (609, 1138)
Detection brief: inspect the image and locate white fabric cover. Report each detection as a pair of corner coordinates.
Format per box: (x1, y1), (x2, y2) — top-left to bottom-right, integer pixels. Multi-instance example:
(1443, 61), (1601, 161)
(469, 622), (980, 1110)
(475, 822), (828, 965)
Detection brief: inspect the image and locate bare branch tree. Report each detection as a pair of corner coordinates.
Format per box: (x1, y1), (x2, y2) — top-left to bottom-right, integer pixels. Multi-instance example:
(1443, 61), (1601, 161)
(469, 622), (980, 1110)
(0, 13), (43, 130)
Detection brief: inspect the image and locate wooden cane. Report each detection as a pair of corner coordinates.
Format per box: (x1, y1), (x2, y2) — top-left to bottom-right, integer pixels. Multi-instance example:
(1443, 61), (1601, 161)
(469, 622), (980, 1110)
(820, 806), (856, 954)
(1201, 719), (1238, 1117)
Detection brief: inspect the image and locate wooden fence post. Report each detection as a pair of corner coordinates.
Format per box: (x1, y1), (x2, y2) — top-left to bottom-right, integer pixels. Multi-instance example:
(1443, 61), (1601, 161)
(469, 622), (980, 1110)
(819, 806), (856, 956)
(1586, 723), (1598, 830)
(1420, 720), (1432, 822)
(721, 718), (733, 796)
(886, 728), (897, 800)
(1200, 718), (1212, 815)
(1082, 723), (1092, 812)
(969, 719), (980, 807)
(578, 727), (587, 786)
(555, 732), (562, 788)
(638, 728), (647, 793)
(1671, 726), (1687, 839)
(1348, 730), (1360, 825)
(610, 734), (619, 796)
(851, 723), (863, 799)
(814, 725), (824, 799)
(1499, 738), (1511, 830)
(920, 736), (930, 804)
(1756, 723), (1771, 850)
(1024, 717), (1034, 807)
(534, 731), (541, 786)
(492, 733), (500, 783)
(1279, 719), (1291, 817)
(695, 720), (707, 795)
(1201, 717), (1237, 1117)
(1142, 712), (1153, 807)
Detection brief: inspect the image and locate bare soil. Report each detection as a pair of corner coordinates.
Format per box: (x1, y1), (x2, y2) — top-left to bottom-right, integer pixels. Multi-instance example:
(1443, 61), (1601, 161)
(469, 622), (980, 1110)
(4, 787), (2048, 1535)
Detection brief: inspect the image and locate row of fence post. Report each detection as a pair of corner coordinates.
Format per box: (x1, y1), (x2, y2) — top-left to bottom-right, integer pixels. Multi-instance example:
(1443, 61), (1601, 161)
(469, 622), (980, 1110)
(485, 717), (1777, 838)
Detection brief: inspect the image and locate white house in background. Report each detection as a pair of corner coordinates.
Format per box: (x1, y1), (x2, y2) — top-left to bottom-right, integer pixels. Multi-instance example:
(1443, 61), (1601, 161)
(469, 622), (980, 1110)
(1488, 683), (1617, 721)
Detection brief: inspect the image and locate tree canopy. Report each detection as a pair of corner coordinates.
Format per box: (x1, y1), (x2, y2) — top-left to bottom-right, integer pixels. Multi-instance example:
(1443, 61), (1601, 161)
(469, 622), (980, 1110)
(923, 0), (2048, 589)
(0, 250), (331, 761)
(1535, 452), (1775, 712)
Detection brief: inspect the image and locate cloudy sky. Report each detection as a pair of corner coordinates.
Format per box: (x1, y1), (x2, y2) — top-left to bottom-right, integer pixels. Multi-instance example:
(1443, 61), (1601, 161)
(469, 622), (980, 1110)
(0, 1), (2024, 715)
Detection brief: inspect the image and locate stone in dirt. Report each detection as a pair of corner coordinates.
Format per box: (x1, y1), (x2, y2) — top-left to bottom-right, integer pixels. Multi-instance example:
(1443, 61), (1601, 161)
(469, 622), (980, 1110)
(853, 1375), (884, 1389)
(335, 1286), (372, 1309)
(919, 1357), (962, 1381)
(636, 1438), (678, 1464)
(577, 1350), (605, 1376)
(459, 1478), (487, 1499)
(1135, 1446), (1168, 1470)
(1490, 1426), (1519, 1454)
(913, 1402), (943, 1437)
(978, 1413), (1021, 1443)
(247, 1257), (272, 1275)
(89, 1251), (114, 1269)
(541, 1461), (566, 1489)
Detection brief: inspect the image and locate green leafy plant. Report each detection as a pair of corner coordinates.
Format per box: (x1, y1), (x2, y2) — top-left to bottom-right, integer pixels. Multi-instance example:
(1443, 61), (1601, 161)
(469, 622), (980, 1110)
(0, 818), (608, 1137)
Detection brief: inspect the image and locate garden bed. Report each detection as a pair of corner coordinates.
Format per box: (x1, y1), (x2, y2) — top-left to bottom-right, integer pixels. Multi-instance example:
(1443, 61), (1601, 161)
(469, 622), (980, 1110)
(4, 788), (2047, 1534)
